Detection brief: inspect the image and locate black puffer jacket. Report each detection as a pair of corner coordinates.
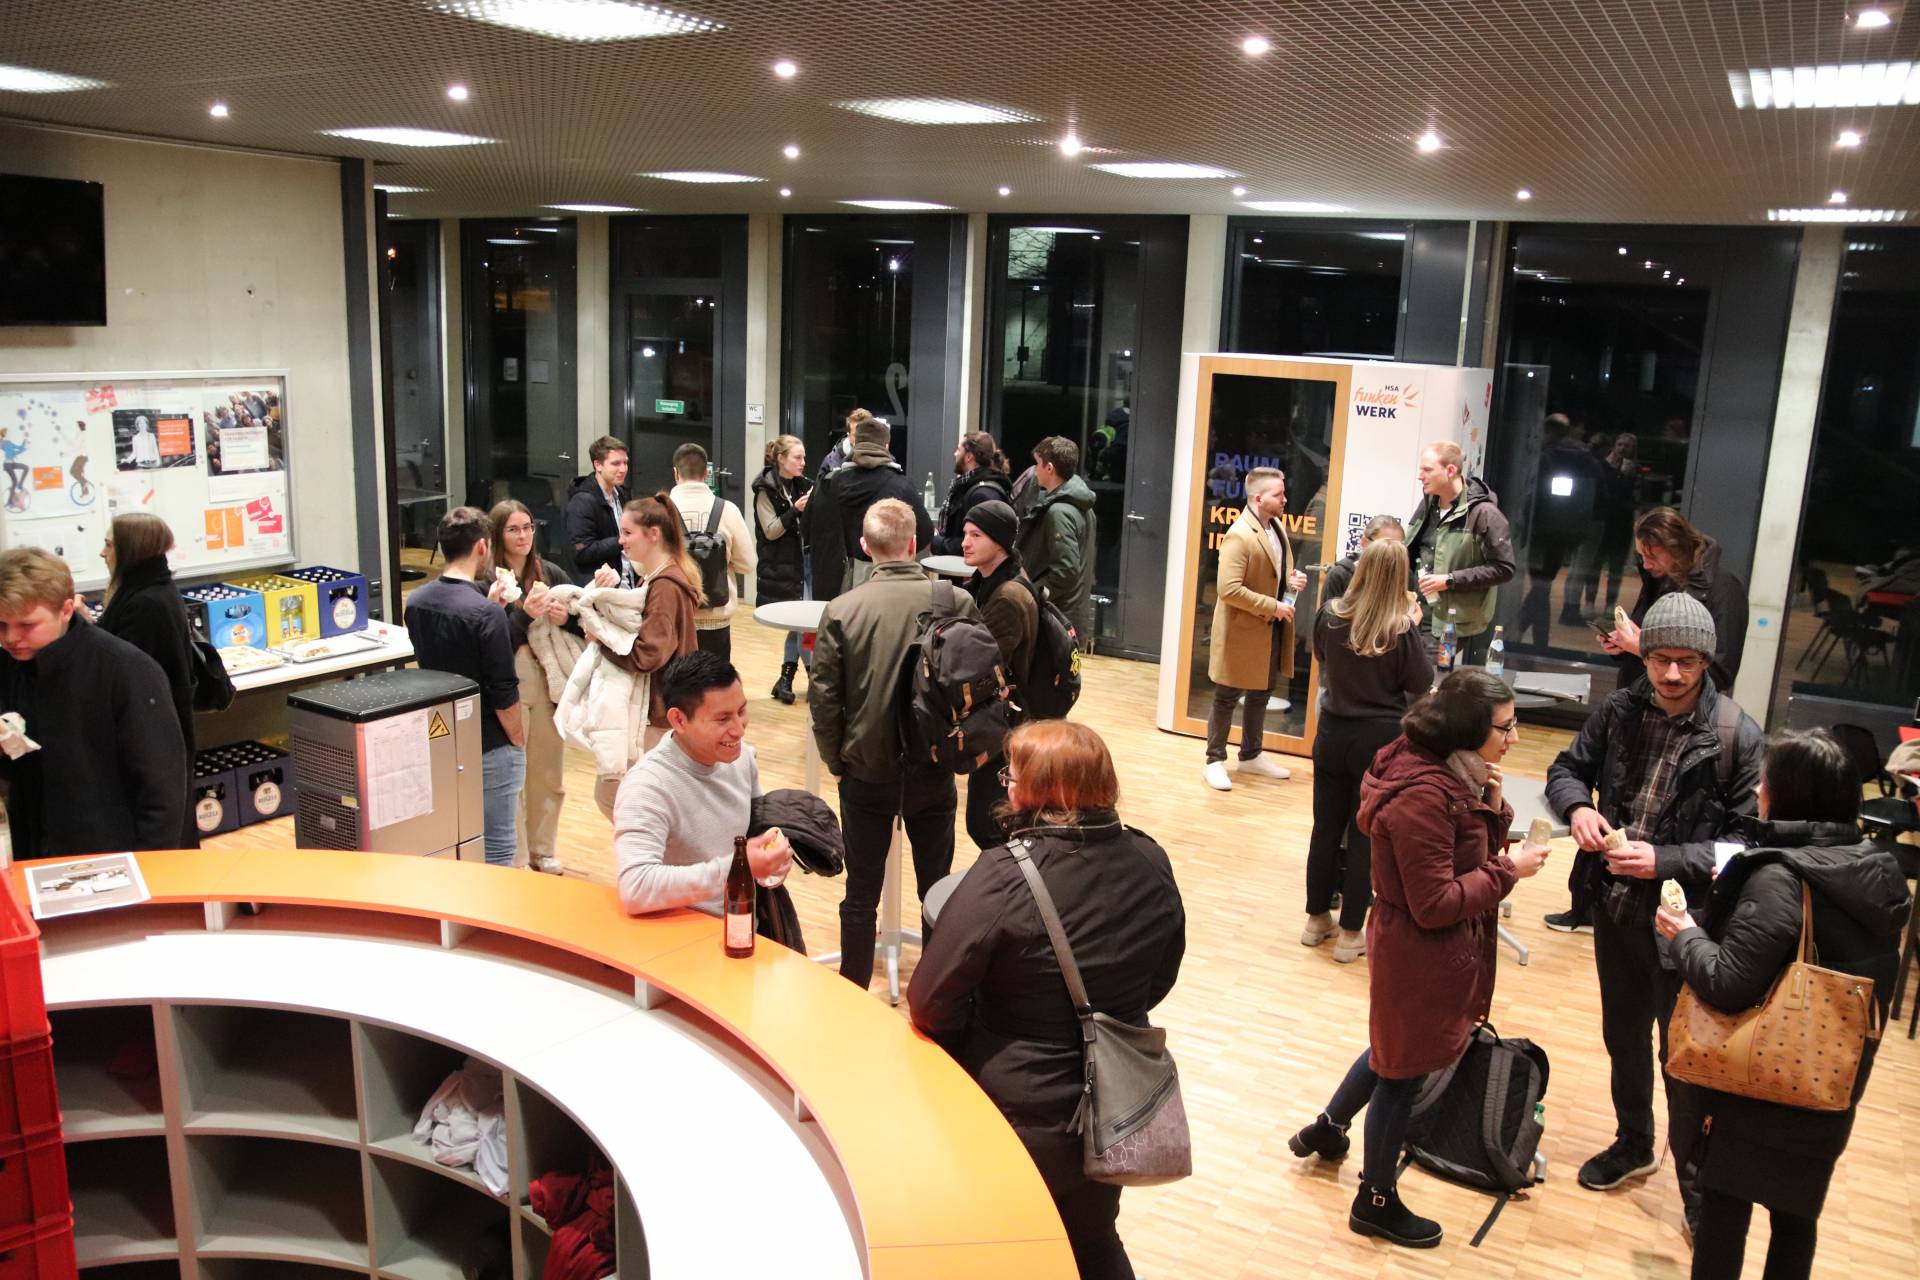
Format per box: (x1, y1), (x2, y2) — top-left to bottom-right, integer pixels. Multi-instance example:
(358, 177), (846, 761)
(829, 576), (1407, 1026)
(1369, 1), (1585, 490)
(750, 465), (811, 604)
(1621, 536), (1749, 692)
(906, 813), (1185, 1136)
(932, 467), (1012, 555)
(563, 474), (629, 580)
(1666, 824), (1910, 1218)
(1545, 676), (1765, 918)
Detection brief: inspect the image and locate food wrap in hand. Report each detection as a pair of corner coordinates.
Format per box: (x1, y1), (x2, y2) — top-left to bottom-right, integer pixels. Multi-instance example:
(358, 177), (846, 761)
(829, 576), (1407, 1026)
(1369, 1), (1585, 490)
(493, 567), (522, 605)
(0, 711), (41, 760)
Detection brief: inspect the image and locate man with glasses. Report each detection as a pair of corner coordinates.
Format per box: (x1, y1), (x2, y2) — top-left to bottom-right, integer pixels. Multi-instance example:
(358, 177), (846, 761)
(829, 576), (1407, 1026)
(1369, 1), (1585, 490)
(1544, 591), (1763, 1229)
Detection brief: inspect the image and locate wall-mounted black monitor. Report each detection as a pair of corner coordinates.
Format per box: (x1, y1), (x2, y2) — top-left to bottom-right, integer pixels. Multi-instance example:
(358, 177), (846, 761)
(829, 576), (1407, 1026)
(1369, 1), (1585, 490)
(0, 174), (107, 326)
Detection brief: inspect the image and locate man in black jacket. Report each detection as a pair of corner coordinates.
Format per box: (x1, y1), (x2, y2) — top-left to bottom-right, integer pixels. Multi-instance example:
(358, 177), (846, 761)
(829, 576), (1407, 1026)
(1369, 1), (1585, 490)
(1544, 591), (1764, 1215)
(931, 432), (1011, 555)
(563, 434), (630, 582)
(0, 548), (188, 857)
(806, 416), (932, 600)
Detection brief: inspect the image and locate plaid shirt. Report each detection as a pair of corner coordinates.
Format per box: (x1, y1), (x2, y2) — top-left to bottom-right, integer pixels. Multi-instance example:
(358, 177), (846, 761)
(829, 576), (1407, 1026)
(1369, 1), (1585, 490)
(1621, 705), (1700, 841)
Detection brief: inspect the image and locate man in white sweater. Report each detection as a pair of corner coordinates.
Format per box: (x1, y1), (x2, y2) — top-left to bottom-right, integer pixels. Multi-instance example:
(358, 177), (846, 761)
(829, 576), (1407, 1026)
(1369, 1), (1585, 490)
(668, 442), (756, 663)
(614, 651), (790, 915)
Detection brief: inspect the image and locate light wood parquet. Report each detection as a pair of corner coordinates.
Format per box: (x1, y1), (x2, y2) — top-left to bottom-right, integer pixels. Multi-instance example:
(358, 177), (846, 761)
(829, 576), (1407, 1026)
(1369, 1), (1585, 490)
(211, 618), (1920, 1280)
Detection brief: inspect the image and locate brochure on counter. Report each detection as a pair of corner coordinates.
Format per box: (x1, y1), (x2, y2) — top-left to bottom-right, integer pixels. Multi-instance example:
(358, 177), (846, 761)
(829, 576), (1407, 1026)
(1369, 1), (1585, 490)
(24, 852), (153, 920)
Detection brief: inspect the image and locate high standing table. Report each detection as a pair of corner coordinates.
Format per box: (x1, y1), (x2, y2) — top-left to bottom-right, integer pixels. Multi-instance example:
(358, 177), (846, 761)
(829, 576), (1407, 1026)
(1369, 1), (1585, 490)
(1496, 774), (1573, 966)
(920, 554), (972, 580)
(752, 599), (918, 1005)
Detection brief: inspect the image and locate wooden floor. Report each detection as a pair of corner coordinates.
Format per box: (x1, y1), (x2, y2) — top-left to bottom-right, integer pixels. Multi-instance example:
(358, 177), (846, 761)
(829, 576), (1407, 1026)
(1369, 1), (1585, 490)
(212, 620), (1920, 1280)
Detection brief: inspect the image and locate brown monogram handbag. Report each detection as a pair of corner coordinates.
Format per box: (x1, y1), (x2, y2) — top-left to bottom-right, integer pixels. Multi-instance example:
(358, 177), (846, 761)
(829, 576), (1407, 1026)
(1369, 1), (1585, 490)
(1667, 883), (1882, 1112)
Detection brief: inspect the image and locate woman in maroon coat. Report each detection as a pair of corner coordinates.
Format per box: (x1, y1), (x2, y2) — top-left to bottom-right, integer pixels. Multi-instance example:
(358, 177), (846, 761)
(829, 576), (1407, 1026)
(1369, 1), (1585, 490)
(1287, 668), (1549, 1247)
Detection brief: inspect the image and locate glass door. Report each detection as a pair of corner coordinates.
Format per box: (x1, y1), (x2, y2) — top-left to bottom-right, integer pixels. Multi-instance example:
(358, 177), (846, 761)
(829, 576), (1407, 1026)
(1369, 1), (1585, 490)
(384, 219), (446, 585)
(623, 291), (717, 494)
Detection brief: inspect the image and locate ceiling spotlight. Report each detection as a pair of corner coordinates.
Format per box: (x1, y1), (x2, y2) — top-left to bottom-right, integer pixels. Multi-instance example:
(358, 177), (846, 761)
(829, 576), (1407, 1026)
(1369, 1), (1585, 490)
(1855, 8), (1892, 28)
(998, 185), (1011, 196)
(1677, 277), (1686, 285)
(1644, 260), (1654, 268)
(1831, 190), (1849, 203)
(446, 84), (469, 101)
(1417, 130), (1443, 153)
(1618, 245), (1628, 254)
(772, 59), (797, 78)
(429, 0), (724, 42)
(322, 126), (497, 147)
(783, 143), (800, 159)
(1662, 269), (1671, 278)
(1252, 236), (1264, 245)
(1516, 188), (1532, 200)
(1837, 129), (1864, 147)
(1242, 35), (1271, 56)
(209, 102), (230, 118)
(1060, 132), (1083, 157)
(778, 187), (791, 197)
(1231, 185), (1247, 196)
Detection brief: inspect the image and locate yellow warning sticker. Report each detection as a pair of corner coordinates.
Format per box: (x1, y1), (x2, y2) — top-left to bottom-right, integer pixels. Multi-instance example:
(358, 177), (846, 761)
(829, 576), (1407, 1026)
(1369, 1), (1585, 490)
(427, 711), (450, 740)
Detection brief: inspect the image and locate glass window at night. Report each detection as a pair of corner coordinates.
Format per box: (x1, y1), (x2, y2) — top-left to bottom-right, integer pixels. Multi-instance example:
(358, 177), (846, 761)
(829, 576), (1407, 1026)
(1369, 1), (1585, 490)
(1225, 223), (1405, 359)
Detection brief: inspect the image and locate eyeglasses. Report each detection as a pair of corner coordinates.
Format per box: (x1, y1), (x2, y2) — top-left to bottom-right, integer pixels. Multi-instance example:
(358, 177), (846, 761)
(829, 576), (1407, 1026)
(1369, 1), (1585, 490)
(997, 765), (1017, 788)
(1491, 719), (1520, 738)
(1649, 653), (1706, 674)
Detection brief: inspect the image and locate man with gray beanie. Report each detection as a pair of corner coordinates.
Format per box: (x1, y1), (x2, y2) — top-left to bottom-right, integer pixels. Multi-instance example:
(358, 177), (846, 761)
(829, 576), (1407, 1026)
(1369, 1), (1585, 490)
(1545, 590), (1764, 1225)
(959, 498), (1036, 849)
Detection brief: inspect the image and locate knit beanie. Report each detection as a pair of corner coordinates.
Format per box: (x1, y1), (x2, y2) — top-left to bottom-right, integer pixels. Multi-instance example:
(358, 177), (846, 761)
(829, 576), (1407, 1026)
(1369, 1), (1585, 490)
(1640, 592), (1716, 657)
(963, 499), (1019, 552)
(852, 417), (891, 450)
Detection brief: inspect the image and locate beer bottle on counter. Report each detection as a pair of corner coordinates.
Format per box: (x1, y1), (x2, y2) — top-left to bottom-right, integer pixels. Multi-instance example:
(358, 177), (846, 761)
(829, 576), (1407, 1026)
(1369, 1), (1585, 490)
(724, 835), (756, 958)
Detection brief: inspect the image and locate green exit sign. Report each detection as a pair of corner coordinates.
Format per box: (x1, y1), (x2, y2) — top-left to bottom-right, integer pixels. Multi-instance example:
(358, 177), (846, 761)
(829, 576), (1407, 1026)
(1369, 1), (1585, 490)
(654, 398), (686, 415)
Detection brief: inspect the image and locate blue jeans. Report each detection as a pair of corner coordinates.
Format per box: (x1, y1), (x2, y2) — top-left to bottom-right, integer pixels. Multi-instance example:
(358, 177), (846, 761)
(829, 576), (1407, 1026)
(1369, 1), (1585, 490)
(481, 743), (526, 866)
(782, 563), (815, 666)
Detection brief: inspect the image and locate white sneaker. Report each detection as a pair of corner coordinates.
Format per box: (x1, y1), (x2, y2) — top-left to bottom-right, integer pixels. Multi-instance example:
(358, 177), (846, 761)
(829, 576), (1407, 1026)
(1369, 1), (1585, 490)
(1301, 912), (1337, 946)
(532, 854), (564, 875)
(1236, 755), (1292, 780)
(1204, 761), (1233, 791)
(1333, 930), (1367, 963)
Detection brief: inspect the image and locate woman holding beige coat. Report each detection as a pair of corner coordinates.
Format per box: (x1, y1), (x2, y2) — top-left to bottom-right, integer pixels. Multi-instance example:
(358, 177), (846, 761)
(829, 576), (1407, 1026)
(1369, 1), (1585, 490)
(1204, 466), (1307, 792)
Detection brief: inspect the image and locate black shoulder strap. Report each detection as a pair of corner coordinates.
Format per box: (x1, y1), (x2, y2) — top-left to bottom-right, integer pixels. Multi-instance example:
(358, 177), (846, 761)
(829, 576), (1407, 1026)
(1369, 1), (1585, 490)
(704, 499), (725, 536)
(1712, 693), (1743, 787)
(933, 577), (958, 616)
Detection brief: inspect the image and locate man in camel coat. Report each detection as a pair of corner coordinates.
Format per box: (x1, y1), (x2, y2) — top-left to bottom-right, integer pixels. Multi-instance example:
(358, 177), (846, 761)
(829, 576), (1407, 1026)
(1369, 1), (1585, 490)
(1205, 466), (1307, 792)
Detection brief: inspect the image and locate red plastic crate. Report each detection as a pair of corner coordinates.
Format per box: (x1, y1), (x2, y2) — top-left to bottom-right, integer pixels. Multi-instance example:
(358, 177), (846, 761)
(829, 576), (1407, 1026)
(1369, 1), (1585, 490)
(0, 878), (47, 1043)
(0, 1033), (58, 1144)
(0, 1124), (68, 1235)
(0, 1213), (77, 1280)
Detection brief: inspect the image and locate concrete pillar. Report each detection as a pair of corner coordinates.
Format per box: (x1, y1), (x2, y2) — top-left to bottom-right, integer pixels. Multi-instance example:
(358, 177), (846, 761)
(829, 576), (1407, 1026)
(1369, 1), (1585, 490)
(1181, 215), (1227, 353)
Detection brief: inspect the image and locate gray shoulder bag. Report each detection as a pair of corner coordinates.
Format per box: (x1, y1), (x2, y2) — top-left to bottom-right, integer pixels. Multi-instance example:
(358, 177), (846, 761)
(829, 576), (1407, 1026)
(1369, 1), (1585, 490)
(1009, 840), (1192, 1186)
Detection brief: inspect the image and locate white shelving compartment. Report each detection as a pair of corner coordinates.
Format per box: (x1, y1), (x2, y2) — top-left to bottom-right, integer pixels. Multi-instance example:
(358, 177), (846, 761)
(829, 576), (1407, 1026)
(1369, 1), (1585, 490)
(173, 1005), (359, 1145)
(186, 1134), (369, 1267)
(49, 1004), (165, 1141)
(66, 1135), (178, 1265)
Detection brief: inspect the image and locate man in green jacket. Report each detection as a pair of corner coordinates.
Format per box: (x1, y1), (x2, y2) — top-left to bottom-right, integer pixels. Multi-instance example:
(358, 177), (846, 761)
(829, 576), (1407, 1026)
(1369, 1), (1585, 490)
(1404, 440), (1516, 666)
(1016, 436), (1098, 650)
(811, 498), (980, 991)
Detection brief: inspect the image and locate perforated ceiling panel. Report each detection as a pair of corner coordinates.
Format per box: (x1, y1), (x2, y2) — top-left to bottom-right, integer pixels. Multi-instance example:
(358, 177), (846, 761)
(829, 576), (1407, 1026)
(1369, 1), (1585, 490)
(3, 0), (1918, 222)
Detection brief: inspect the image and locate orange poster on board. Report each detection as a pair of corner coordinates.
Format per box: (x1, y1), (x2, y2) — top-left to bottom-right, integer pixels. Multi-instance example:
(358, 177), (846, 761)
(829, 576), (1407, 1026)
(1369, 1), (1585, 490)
(204, 508), (245, 551)
(31, 466), (63, 491)
(156, 417), (193, 458)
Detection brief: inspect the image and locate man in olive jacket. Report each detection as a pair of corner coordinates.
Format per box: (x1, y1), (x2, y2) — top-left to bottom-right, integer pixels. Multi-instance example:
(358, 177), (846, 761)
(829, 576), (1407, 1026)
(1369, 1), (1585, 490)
(1204, 466), (1307, 793)
(1016, 436), (1097, 648)
(811, 499), (979, 990)
(1404, 440), (1516, 665)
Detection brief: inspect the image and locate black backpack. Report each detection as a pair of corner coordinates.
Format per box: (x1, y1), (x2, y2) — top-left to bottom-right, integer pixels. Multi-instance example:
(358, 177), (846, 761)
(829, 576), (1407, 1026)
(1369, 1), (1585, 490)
(1017, 578), (1082, 721)
(684, 500), (733, 607)
(902, 580), (1016, 773)
(190, 634), (237, 712)
(1403, 1023), (1549, 1246)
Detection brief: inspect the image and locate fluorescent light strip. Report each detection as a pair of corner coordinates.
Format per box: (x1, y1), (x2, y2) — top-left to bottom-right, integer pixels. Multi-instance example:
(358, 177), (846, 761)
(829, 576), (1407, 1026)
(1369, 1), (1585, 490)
(1767, 208), (1910, 223)
(323, 127), (497, 147)
(839, 199), (953, 211)
(1088, 162), (1239, 179)
(374, 184), (431, 194)
(428, 0), (722, 41)
(545, 202), (640, 212)
(834, 98), (1038, 125)
(1728, 62), (1920, 108)
(0, 63), (108, 92)
(1240, 200), (1353, 214)
(642, 170), (761, 183)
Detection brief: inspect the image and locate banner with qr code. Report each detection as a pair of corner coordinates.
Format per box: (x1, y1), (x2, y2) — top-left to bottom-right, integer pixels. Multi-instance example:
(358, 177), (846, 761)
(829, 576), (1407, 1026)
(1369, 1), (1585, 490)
(1343, 511), (1374, 556)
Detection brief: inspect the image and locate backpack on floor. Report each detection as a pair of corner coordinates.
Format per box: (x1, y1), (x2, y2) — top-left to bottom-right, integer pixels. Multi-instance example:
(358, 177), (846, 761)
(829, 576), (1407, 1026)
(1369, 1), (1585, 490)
(1017, 577), (1082, 721)
(685, 500), (733, 607)
(1403, 1022), (1549, 1246)
(902, 580), (1016, 772)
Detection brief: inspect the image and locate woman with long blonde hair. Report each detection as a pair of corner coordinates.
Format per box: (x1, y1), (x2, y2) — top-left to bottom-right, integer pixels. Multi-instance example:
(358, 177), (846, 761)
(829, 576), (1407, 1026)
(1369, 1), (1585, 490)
(1302, 538), (1433, 961)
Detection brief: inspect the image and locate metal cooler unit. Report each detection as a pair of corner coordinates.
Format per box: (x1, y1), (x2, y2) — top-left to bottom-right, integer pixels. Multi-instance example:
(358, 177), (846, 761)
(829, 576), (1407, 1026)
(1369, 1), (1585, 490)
(287, 669), (484, 859)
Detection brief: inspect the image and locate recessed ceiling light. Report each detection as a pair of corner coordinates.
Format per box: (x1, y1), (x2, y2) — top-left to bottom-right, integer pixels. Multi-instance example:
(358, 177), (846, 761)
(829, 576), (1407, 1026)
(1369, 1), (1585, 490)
(1618, 245), (1629, 254)
(1088, 161), (1238, 179)
(642, 170), (762, 183)
(544, 202), (638, 212)
(839, 199), (953, 211)
(772, 59), (797, 78)
(1837, 128), (1864, 146)
(1830, 189), (1849, 203)
(1060, 133), (1084, 157)
(209, 102), (230, 118)
(782, 143), (800, 159)
(834, 98), (1038, 125)
(377, 184), (432, 194)
(1768, 207), (1910, 222)
(1727, 62), (1920, 108)
(1644, 260), (1654, 268)
(1662, 270), (1672, 278)
(998, 185), (1011, 196)
(1677, 277), (1686, 285)
(779, 187), (791, 198)
(1240, 200), (1353, 213)
(1417, 130), (1443, 152)
(1516, 187), (1532, 200)
(1242, 35), (1271, 56)
(487, 237), (534, 245)
(428, 0), (724, 42)
(322, 126), (497, 147)
(0, 63), (108, 93)
(1358, 231), (1407, 241)
(1855, 8), (1892, 28)
(1231, 185), (1247, 196)
(446, 84), (469, 101)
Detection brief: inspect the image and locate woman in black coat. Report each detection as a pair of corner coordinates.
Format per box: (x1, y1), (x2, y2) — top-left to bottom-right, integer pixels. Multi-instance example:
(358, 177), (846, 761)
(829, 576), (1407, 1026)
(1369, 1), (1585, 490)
(908, 720), (1184, 1280)
(95, 513), (198, 847)
(1655, 730), (1910, 1280)
(752, 433), (812, 704)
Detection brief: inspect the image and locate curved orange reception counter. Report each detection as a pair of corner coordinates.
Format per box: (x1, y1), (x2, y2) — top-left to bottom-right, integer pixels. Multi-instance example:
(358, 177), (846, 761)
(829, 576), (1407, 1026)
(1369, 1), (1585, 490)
(7, 848), (1075, 1280)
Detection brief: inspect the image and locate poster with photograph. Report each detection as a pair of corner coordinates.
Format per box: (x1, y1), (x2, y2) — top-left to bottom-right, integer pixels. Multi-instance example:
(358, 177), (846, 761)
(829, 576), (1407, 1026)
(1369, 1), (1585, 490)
(113, 409), (198, 471)
(23, 853), (152, 920)
(4, 389), (101, 517)
(205, 385), (287, 503)
(2, 514), (104, 567)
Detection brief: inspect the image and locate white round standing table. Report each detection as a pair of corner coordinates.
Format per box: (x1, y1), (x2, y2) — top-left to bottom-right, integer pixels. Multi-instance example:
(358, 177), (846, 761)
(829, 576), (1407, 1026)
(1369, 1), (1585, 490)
(919, 554), (971, 579)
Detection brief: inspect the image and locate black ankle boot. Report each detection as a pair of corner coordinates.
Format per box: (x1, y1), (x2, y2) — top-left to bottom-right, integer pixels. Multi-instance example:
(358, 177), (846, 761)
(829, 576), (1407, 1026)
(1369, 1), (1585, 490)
(1349, 1179), (1442, 1248)
(1287, 1113), (1351, 1161)
(771, 661), (798, 705)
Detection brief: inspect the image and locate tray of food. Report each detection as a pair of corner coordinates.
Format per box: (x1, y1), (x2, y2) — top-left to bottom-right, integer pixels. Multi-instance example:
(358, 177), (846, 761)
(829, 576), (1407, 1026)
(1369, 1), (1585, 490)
(273, 632), (388, 664)
(219, 645), (286, 675)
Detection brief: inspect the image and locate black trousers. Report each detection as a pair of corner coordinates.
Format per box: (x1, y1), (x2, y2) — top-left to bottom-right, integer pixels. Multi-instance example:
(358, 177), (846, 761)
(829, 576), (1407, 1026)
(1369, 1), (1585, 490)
(1324, 1046), (1421, 1190)
(1691, 1189), (1819, 1280)
(836, 764), (957, 989)
(1205, 625), (1281, 764)
(1306, 714), (1400, 930)
(965, 753), (1008, 852)
(1592, 911), (1685, 1161)
(695, 626), (731, 661)
(1022, 1128), (1133, 1280)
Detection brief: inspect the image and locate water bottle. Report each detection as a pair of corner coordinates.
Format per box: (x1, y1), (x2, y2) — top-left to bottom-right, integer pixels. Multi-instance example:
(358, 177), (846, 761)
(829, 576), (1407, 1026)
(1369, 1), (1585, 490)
(1439, 616), (1458, 672)
(1486, 625), (1506, 677)
(923, 472), (937, 513)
